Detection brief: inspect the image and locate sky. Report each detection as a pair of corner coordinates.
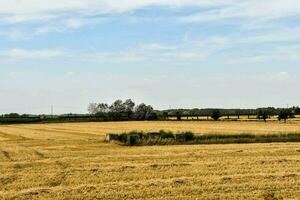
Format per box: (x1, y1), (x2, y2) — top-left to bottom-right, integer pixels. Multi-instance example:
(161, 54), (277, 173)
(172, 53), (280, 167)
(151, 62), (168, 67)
(0, 0), (299, 114)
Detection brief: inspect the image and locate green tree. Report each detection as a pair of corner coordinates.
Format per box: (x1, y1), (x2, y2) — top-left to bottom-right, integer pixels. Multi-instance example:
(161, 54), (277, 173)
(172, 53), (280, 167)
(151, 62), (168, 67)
(134, 103), (157, 120)
(257, 108), (269, 122)
(211, 109), (221, 121)
(176, 111), (181, 120)
(293, 106), (300, 115)
(163, 111), (169, 120)
(97, 103), (109, 113)
(123, 99), (135, 119)
(278, 109), (292, 122)
(109, 100), (126, 113)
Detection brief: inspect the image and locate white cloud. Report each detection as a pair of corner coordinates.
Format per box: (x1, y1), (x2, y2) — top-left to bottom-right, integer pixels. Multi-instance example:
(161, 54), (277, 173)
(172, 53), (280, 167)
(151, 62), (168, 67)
(76, 37), (224, 65)
(64, 19), (84, 29)
(0, 0), (228, 23)
(2, 13), (59, 23)
(0, 34), (224, 64)
(35, 26), (64, 35)
(0, 0), (225, 15)
(83, 51), (147, 63)
(1, 49), (64, 60)
(0, 29), (29, 40)
(34, 20), (83, 35)
(1, 0), (300, 44)
(33, 17), (105, 35)
(239, 28), (300, 44)
(180, 0), (300, 23)
(138, 43), (176, 51)
(227, 44), (300, 64)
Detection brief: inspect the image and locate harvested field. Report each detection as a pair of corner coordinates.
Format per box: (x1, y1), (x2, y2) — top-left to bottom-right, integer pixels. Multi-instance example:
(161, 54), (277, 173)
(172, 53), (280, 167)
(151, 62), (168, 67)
(0, 121), (299, 199)
(1, 121), (300, 139)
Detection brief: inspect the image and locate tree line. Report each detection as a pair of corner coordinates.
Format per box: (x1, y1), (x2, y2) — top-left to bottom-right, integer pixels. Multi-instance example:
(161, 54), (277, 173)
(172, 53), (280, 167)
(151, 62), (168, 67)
(163, 107), (300, 117)
(87, 99), (157, 121)
(164, 107), (300, 122)
(1, 100), (299, 123)
(87, 100), (300, 122)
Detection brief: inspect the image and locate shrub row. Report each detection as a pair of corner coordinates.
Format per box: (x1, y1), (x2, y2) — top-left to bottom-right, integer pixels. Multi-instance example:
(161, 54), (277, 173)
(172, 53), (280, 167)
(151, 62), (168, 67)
(106, 130), (300, 146)
(194, 133), (300, 144)
(106, 130), (195, 146)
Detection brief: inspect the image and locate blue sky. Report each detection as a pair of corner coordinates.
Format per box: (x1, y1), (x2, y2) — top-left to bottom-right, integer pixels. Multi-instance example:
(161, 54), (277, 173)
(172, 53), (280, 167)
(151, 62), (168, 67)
(0, 0), (299, 114)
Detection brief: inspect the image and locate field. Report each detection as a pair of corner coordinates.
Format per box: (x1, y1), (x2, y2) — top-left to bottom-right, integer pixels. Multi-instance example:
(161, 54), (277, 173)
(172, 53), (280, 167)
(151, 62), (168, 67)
(0, 121), (300, 199)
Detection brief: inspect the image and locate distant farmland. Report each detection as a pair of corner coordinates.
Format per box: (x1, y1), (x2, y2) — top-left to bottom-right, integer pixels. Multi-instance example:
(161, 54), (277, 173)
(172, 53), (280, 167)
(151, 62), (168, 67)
(1, 121), (300, 139)
(0, 121), (300, 199)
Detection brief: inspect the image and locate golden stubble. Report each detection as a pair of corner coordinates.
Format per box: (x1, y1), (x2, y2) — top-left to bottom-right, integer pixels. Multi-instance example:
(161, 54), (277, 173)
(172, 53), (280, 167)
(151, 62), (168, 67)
(0, 121), (299, 199)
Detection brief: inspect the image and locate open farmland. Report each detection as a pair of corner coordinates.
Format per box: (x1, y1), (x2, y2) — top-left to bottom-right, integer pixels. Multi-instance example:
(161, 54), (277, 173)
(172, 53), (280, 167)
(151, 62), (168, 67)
(0, 121), (300, 199)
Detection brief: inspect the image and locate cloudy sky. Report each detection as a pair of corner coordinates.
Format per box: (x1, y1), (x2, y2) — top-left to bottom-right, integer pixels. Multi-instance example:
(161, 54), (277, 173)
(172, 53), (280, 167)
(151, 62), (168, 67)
(0, 0), (299, 114)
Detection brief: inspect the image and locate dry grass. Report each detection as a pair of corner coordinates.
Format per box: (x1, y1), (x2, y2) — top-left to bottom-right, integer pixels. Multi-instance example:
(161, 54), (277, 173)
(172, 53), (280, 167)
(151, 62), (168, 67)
(0, 121), (300, 199)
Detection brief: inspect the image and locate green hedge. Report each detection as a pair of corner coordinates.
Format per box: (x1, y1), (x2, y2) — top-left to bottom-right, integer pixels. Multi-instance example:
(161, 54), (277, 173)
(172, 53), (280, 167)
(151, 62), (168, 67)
(106, 130), (300, 146)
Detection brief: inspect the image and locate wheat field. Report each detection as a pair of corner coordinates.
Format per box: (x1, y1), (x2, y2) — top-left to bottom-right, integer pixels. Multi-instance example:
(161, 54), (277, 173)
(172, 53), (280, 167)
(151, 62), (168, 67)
(0, 121), (300, 199)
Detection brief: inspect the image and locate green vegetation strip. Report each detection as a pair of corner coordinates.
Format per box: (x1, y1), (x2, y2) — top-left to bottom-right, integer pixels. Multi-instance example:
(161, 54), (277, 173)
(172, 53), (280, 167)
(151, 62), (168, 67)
(105, 130), (300, 146)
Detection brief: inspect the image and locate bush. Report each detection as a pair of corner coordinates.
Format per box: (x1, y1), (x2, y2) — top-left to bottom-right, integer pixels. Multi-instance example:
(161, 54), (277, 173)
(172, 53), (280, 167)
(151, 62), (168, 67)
(159, 130), (174, 139)
(119, 133), (128, 143)
(127, 131), (144, 139)
(127, 135), (139, 146)
(184, 131), (195, 141)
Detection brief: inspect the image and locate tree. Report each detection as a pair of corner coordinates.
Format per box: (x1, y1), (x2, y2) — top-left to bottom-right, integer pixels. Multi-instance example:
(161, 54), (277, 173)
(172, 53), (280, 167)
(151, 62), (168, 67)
(106, 100), (126, 120)
(123, 99), (135, 118)
(5, 113), (20, 118)
(176, 111), (181, 120)
(109, 100), (126, 113)
(134, 103), (157, 120)
(88, 103), (99, 115)
(94, 103), (109, 119)
(211, 109), (221, 121)
(163, 111), (169, 120)
(190, 108), (200, 116)
(257, 108), (270, 122)
(293, 106), (300, 115)
(278, 109), (292, 122)
(97, 103), (109, 113)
